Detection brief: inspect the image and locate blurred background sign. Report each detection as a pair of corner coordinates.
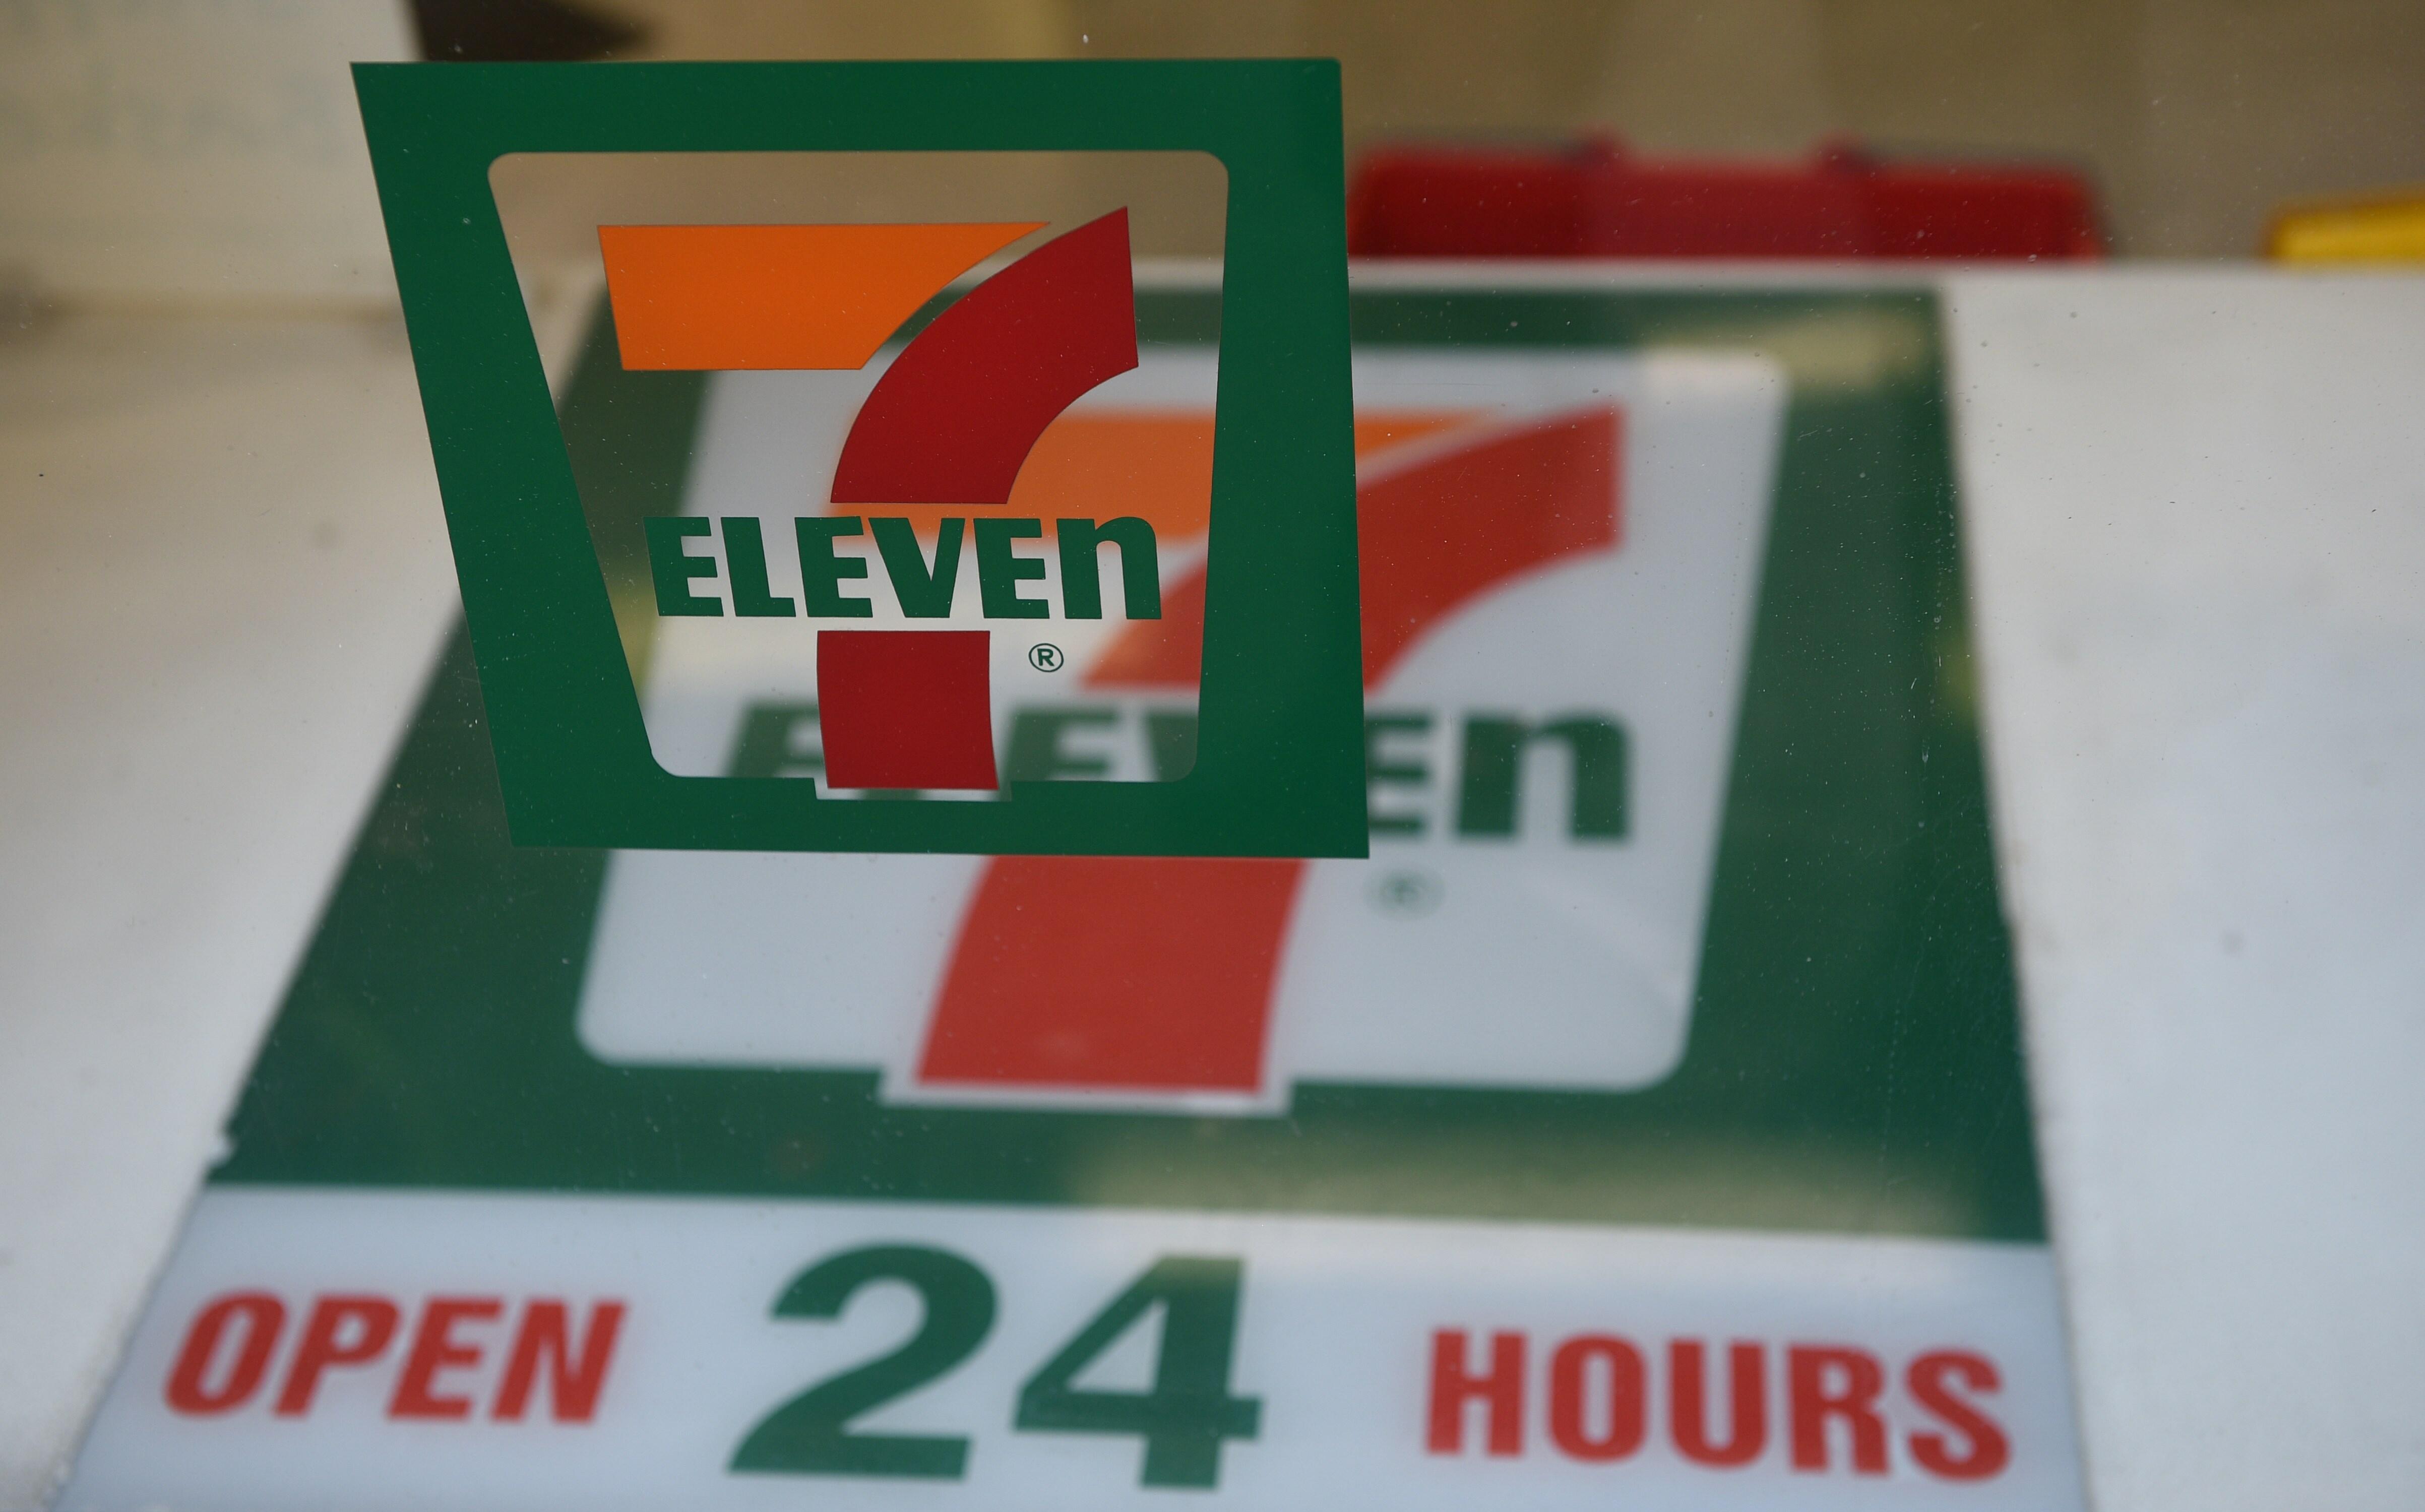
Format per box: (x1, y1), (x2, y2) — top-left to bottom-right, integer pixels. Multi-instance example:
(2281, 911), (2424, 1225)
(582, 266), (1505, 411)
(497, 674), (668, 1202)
(63, 270), (2088, 1511)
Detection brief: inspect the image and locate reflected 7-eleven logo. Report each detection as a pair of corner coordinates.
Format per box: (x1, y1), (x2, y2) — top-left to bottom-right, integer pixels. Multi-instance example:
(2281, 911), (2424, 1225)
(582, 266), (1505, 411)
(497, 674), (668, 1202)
(919, 406), (1621, 1093)
(574, 339), (1800, 1110)
(607, 211), (1156, 791)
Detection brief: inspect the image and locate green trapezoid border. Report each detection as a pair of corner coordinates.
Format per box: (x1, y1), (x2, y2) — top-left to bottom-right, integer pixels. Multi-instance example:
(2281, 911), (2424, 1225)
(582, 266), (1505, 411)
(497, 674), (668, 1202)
(356, 59), (1365, 857)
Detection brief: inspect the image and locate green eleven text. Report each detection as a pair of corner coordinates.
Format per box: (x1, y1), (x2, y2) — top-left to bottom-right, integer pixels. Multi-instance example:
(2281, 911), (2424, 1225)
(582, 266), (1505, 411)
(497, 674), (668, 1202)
(730, 701), (1629, 840)
(646, 516), (1163, 622)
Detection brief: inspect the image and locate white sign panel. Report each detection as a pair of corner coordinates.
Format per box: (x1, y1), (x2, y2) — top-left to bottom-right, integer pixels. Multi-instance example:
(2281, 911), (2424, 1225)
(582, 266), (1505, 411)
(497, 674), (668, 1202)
(66, 1190), (2078, 1511)
(582, 349), (1783, 1108)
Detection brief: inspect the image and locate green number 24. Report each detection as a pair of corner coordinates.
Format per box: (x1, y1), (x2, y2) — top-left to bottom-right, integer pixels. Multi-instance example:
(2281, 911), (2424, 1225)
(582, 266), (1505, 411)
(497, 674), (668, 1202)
(732, 1247), (1260, 1489)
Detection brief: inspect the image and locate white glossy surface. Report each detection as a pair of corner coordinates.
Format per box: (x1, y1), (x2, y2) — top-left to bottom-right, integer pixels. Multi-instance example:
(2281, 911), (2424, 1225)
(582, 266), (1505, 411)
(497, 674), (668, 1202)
(1948, 269), (2425, 1509)
(0, 312), (454, 1507)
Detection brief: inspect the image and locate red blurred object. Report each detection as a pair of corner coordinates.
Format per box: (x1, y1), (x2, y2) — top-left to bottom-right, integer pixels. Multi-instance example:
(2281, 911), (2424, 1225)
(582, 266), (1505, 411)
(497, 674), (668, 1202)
(1347, 137), (2103, 261)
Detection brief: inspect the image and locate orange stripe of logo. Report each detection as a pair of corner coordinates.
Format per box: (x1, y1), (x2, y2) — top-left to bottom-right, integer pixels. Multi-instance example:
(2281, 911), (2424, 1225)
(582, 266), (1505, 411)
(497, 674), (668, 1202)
(598, 222), (1045, 371)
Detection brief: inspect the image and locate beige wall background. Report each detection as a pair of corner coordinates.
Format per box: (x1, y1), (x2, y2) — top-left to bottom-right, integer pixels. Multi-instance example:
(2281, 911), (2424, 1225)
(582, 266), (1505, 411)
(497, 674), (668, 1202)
(587, 0), (2425, 258)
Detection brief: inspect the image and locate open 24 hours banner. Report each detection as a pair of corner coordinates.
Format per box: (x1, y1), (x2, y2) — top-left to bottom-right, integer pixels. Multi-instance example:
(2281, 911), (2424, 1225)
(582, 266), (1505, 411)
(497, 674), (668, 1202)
(64, 277), (2085, 1510)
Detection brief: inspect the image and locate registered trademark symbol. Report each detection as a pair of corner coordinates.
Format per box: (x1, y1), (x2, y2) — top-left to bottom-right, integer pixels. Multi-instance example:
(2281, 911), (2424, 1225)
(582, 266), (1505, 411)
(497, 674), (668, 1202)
(1028, 643), (1065, 672)
(1370, 869), (1443, 918)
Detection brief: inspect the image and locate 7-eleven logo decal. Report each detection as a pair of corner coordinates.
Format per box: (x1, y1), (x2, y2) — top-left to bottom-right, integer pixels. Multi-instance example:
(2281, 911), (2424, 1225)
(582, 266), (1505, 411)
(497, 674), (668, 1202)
(582, 348), (1787, 1107)
(607, 211), (1146, 791)
(358, 58), (1363, 857)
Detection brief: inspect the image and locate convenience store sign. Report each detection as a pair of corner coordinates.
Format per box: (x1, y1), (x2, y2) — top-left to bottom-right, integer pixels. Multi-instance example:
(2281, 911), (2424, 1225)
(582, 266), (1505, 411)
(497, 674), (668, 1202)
(63, 284), (2083, 1509)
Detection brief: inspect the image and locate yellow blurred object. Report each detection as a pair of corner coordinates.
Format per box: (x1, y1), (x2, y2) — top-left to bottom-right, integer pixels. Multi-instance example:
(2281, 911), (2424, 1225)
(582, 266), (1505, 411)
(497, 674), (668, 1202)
(2266, 190), (2425, 263)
